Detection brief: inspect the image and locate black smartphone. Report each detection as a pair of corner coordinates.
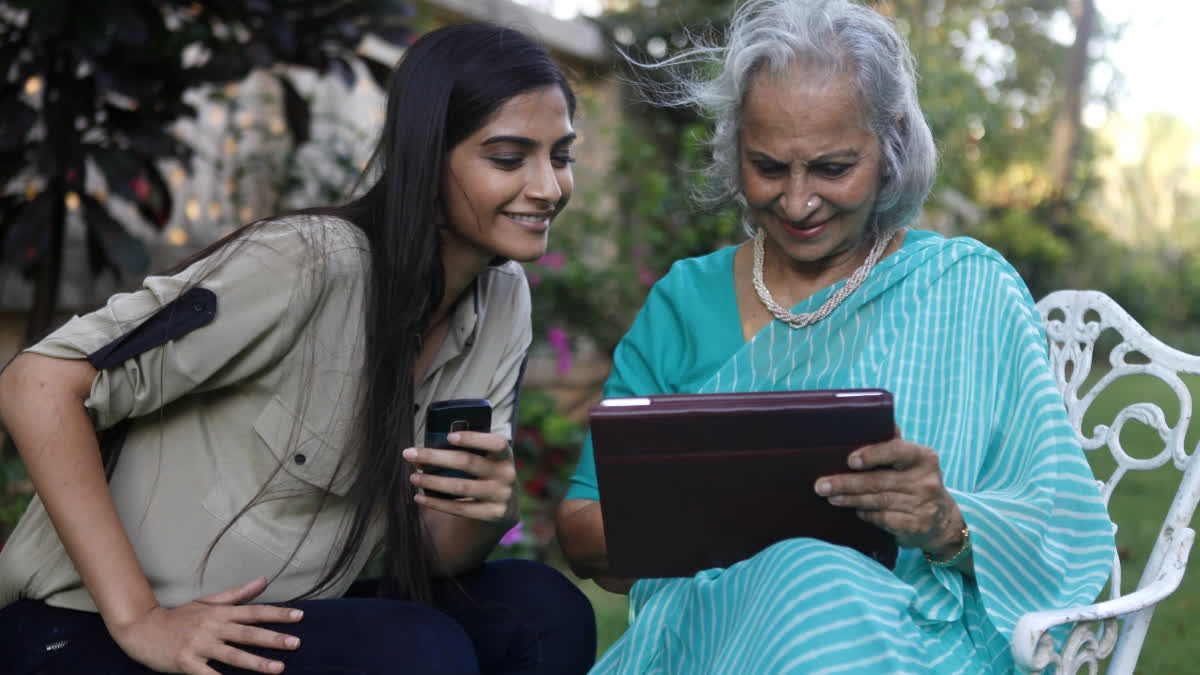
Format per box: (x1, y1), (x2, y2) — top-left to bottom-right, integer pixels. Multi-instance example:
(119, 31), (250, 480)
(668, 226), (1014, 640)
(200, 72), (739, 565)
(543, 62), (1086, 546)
(421, 398), (492, 500)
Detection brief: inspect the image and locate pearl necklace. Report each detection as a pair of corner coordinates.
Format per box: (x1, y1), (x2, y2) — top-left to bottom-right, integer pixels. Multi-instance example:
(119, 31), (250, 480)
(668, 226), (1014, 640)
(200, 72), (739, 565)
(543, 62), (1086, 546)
(751, 227), (897, 329)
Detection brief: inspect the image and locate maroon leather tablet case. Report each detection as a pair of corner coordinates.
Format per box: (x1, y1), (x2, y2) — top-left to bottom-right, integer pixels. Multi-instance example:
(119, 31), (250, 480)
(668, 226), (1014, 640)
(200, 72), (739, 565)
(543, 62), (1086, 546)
(589, 389), (898, 578)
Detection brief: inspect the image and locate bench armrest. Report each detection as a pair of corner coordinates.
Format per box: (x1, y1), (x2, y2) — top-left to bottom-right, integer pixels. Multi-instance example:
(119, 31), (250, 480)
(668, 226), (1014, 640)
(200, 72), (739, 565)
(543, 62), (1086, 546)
(1011, 527), (1194, 670)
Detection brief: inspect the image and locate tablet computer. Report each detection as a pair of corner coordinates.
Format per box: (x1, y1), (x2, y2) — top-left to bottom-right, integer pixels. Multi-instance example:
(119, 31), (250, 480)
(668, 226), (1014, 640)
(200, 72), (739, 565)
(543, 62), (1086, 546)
(589, 388), (898, 578)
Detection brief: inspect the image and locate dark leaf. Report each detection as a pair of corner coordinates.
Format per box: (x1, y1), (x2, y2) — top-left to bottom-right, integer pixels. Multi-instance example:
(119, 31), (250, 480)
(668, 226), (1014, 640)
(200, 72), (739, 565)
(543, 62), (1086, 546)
(133, 160), (172, 230)
(0, 147), (29, 186)
(126, 128), (186, 158)
(32, 144), (59, 179)
(370, 24), (416, 47)
(93, 65), (160, 104)
(0, 194), (23, 233)
(362, 56), (394, 90)
(0, 99), (37, 153)
(328, 56), (355, 88)
(330, 18), (362, 44)
(82, 194), (150, 279)
(3, 191), (53, 272)
(110, 5), (150, 50)
(25, 0), (69, 39)
(246, 41), (275, 68)
(356, 0), (418, 19)
(269, 18), (297, 59)
(0, 44), (30, 84)
(89, 146), (142, 203)
(187, 50), (253, 83)
(84, 214), (107, 276)
(278, 75), (311, 145)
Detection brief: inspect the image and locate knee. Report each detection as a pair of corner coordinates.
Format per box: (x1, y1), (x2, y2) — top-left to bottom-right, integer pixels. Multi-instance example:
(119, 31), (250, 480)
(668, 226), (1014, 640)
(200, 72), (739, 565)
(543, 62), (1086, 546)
(309, 599), (480, 675)
(479, 560), (597, 669)
(487, 557), (595, 624)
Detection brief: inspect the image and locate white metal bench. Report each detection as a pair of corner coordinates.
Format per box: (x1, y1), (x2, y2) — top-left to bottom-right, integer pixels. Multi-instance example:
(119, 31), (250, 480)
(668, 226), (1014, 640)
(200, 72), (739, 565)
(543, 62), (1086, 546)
(1013, 290), (1200, 673)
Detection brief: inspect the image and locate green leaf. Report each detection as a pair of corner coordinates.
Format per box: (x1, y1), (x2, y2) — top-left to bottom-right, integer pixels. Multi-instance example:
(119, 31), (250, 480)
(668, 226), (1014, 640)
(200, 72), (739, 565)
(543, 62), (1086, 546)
(2, 191), (53, 272)
(88, 146), (142, 203)
(81, 194), (149, 279)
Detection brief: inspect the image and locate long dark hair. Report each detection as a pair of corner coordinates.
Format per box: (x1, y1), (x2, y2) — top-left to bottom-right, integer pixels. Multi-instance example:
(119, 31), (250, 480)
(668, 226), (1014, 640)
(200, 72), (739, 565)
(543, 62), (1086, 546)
(300, 23), (576, 602)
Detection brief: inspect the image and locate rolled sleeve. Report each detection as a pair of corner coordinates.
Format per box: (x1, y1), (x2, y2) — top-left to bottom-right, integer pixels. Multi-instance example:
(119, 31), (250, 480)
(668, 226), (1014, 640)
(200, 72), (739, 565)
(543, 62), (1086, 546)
(27, 219), (356, 430)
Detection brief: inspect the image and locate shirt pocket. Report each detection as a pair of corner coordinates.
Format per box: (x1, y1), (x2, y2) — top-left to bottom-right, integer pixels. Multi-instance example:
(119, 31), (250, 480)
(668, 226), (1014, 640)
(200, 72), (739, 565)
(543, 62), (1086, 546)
(201, 395), (353, 568)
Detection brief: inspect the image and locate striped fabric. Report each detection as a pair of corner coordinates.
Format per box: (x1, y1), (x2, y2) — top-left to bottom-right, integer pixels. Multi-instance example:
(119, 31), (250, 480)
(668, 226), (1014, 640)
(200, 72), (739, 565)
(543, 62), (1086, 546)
(569, 230), (1115, 674)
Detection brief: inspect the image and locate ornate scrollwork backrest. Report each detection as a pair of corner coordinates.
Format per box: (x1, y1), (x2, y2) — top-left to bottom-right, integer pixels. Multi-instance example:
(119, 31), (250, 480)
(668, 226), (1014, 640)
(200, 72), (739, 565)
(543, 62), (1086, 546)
(1036, 290), (1200, 600)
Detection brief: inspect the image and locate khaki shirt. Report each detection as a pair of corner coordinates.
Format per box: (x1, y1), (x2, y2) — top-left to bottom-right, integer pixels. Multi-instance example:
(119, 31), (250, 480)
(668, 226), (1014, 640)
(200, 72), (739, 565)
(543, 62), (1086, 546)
(0, 216), (531, 611)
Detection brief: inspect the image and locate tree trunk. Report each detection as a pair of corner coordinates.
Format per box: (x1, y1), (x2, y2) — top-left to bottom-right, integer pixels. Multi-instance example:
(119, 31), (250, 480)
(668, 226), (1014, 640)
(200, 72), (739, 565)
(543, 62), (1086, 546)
(25, 182), (66, 344)
(24, 49), (72, 345)
(1047, 0), (1095, 200)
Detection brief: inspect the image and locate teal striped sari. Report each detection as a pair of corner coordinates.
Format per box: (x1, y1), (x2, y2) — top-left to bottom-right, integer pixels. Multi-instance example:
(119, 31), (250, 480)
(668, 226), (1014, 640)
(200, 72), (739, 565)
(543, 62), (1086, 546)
(583, 231), (1114, 674)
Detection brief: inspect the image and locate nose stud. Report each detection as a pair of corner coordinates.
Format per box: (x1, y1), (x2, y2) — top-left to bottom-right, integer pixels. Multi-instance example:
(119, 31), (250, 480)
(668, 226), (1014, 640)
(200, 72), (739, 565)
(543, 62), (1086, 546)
(805, 196), (820, 213)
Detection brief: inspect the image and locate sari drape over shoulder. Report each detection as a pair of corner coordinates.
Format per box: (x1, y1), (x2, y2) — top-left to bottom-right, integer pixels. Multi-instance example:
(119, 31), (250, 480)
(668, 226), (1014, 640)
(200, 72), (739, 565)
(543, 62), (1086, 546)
(568, 231), (1114, 674)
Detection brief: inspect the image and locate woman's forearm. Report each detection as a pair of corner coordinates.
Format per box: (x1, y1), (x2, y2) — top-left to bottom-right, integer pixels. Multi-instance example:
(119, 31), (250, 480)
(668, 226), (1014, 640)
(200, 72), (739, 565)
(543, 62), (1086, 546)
(555, 499), (634, 593)
(0, 354), (159, 631)
(421, 508), (514, 577)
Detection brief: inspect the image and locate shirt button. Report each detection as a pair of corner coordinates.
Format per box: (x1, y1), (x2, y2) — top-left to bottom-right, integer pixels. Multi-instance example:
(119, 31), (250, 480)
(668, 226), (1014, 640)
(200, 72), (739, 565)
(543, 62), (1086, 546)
(193, 302), (206, 312)
(294, 453), (307, 465)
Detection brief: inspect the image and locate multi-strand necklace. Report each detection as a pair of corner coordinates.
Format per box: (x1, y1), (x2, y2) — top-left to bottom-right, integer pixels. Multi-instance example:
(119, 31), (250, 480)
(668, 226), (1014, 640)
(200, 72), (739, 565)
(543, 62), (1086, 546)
(750, 227), (897, 329)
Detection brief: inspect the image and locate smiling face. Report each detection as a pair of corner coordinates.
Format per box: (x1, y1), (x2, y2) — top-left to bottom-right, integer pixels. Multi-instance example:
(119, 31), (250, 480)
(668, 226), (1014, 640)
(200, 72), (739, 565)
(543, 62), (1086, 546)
(440, 85), (576, 265)
(740, 63), (883, 275)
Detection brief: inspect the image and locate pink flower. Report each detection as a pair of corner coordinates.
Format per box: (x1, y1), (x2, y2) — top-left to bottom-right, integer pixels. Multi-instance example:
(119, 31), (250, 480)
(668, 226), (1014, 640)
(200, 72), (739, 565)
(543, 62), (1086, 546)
(538, 251), (566, 271)
(638, 266), (658, 288)
(527, 271), (542, 287)
(547, 325), (572, 375)
(500, 521), (525, 547)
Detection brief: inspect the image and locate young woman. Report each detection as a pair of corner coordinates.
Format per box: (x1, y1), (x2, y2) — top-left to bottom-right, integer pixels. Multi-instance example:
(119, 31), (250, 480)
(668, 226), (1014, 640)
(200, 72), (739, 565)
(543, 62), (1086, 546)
(0, 23), (596, 675)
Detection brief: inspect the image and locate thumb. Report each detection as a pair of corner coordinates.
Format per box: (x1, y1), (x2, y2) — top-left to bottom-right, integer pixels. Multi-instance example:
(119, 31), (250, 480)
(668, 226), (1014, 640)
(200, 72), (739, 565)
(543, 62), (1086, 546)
(198, 577), (269, 606)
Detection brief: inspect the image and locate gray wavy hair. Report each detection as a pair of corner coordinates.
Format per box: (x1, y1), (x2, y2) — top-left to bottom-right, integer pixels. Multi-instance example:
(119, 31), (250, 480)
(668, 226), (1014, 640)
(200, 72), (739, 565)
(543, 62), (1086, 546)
(641, 0), (937, 237)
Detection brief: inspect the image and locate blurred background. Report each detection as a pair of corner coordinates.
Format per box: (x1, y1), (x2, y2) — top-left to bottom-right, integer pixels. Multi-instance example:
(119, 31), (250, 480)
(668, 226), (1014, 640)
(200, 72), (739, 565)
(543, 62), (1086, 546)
(0, 0), (1195, 670)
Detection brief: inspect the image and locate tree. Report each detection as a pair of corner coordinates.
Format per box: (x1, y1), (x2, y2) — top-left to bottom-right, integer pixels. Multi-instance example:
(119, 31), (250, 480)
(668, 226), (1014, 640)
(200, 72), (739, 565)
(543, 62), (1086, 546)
(0, 0), (414, 342)
(1047, 0), (1096, 199)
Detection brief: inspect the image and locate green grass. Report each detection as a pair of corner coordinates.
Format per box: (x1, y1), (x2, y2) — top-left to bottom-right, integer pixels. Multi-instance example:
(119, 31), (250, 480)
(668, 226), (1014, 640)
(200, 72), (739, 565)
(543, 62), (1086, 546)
(567, 372), (1200, 672)
(1077, 370), (1200, 674)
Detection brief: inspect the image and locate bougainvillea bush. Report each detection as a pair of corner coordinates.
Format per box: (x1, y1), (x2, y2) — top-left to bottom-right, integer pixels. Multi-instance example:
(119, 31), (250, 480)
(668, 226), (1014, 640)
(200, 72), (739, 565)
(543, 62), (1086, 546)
(491, 390), (586, 562)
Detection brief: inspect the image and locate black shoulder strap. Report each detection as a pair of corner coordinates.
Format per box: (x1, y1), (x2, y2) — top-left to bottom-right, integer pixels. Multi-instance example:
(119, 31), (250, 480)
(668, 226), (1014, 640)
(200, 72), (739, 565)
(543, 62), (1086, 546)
(86, 287), (218, 477)
(87, 287), (217, 370)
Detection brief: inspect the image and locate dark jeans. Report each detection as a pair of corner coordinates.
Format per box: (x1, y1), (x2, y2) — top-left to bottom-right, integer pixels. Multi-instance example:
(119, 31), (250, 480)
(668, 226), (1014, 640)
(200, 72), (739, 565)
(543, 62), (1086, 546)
(0, 559), (597, 675)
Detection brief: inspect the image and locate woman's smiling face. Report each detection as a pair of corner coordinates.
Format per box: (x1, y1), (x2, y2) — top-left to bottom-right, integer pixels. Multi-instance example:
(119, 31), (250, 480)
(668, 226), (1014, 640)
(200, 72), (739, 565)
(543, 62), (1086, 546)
(440, 85), (576, 264)
(739, 63), (883, 273)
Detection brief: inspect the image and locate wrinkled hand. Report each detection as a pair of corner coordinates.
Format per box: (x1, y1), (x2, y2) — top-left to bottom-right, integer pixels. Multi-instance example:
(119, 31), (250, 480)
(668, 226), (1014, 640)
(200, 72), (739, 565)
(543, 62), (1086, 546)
(814, 428), (961, 553)
(109, 577), (302, 675)
(403, 431), (519, 524)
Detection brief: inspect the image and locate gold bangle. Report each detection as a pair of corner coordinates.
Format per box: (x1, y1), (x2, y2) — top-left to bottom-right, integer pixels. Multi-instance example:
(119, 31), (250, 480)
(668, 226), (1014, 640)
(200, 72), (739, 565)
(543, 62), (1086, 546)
(923, 526), (971, 567)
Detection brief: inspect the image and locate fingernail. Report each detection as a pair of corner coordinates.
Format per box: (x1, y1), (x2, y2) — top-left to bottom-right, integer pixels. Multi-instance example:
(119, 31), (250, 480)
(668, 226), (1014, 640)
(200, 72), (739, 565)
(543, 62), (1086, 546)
(402, 447), (417, 460)
(448, 432), (460, 444)
(815, 480), (830, 496)
(286, 636), (300, 648)
(848, 455), (863, 469)
(270, 661), (284, 672)
(290, 609), (303, 620)
(409, 473), (420, 484)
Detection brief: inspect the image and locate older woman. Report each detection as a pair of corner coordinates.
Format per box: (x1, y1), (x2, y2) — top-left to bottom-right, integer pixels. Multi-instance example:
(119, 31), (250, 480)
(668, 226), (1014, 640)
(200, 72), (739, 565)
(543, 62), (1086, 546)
(556, 0), (1115, 672)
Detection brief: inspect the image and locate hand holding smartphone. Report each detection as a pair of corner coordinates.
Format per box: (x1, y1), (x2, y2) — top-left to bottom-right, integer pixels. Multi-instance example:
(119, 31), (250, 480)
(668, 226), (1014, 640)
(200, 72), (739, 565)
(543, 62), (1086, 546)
(421, 398), (492, 500)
